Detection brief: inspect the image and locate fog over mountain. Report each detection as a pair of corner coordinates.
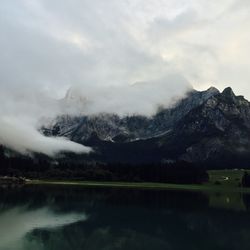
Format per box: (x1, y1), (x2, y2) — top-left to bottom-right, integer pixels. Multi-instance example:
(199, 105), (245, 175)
(62, 75), (191, 116)
(0, 76), (190, 156)
(1, 0), (250, 155)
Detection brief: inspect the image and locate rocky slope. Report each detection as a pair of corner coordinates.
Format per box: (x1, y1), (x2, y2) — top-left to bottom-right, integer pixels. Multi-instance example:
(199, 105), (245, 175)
(43, 87), (219, 143)
(172, 87), (250, 166)
(42, 86), (250, 168)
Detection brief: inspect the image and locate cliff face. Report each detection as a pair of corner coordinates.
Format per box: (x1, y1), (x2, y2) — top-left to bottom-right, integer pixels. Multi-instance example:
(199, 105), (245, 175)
(43, 87), (220, 143)
(172, 87), (250, 165)
(42, 87), (250, 168)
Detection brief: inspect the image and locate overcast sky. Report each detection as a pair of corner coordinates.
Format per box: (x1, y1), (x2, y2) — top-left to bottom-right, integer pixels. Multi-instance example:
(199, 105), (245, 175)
(1, 0), (250, 95)
(1, 0), (250, 155)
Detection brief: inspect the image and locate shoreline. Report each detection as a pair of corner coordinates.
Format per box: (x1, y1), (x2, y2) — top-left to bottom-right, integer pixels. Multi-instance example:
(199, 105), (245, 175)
(27, 180), (250, 193)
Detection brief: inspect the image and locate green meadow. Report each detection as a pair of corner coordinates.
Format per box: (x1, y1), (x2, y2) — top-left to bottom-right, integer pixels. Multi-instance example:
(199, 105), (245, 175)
(29, 169), (250, 193)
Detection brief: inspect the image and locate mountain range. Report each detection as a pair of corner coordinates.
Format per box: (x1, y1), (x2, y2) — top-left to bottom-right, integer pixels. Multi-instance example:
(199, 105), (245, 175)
(42, 86), (250, 168)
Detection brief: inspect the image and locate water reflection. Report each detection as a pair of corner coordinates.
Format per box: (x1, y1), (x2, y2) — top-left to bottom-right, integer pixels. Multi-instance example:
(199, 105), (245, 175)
(0, 205), (87, 250)
(0, 186), (250, 250)
(209, 192), (246, 211)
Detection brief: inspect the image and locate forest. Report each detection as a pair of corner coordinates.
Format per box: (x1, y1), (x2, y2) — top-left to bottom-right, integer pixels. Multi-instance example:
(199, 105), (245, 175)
(0, 146), (208, 184)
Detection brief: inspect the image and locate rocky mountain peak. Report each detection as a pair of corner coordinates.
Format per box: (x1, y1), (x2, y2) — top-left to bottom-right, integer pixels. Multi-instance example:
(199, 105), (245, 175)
(219, 87), (238, 104)
(222, 87), (235, 97)
(207, 86), (220, 94)
(41, 86), (250, 167)
(199, 87), (220, 101)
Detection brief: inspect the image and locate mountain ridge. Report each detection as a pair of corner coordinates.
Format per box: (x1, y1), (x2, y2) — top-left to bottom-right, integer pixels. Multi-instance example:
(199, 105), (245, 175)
(43, 86), (220, 143)
(4, 85), (248, 168)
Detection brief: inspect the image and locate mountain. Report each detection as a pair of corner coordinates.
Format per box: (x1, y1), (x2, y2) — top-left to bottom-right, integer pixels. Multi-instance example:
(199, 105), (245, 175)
(42, 86), (250, 168)
(43, 87), (220, 143)
(171, 87), (250, 167)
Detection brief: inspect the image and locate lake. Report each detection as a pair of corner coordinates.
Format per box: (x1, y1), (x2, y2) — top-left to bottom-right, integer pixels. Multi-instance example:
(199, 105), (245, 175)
(0, 185), (250, 250)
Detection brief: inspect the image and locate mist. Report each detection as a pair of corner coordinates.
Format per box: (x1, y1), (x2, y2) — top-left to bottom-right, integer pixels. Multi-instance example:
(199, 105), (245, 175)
(0, 88), (92, 156)
(63, 74), (191, 116)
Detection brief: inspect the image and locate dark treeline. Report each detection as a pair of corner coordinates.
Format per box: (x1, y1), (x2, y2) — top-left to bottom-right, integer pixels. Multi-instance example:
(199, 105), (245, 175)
(0, 146), (208, 184)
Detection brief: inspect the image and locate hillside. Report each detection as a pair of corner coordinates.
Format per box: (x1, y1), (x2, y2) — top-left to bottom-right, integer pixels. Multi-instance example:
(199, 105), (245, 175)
(41, 87), (250, 168)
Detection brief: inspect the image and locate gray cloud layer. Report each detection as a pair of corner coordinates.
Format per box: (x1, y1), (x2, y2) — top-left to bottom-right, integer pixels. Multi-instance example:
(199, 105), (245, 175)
(0, 0), (249, 155)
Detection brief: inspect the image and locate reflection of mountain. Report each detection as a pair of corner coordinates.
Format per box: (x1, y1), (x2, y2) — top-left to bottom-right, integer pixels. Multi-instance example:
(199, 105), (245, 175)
(1, 186), (250, 250)
(43, 87), (250, 167)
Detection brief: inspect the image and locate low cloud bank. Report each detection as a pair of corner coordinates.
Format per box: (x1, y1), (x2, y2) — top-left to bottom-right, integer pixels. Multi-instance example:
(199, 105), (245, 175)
(0, 89), (92, 156)
(0, 117), (91, 156)
(0, 74), (190, 156)
(63, 74), (191, 116)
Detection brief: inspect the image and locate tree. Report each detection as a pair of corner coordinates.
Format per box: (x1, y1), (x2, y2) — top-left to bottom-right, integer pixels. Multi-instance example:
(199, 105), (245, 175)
(242, 172), (250, 187)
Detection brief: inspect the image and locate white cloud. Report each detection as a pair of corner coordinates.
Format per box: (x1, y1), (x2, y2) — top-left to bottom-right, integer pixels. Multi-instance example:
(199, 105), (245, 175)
(0, 117), (91, 156)
(0, 87), (92, 156)
(1, 0), (249, 94)
(64, 74), (191, 116)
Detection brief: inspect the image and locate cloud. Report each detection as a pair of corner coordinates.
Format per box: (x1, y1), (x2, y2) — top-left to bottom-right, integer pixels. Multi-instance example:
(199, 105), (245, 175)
(0, 88), (91, 156)
(144, 0), (250, 94)
(0, 0), (250, 154)
(0, 206), (87, 250)
(64, 74), (191, 116)
(1, 0), (250, 93)
(0, 117), (91, 156)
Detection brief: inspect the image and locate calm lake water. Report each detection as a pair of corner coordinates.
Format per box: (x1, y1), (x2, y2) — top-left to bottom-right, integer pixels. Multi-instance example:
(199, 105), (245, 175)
(0, 185), (250, 250)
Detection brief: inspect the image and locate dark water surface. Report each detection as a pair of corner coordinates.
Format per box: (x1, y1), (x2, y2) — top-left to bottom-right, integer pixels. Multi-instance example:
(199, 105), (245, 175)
(0, 185), (250, 250)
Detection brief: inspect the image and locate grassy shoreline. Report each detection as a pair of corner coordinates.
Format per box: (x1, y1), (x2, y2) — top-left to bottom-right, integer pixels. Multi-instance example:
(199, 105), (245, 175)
(22, 170), (250, 193)
(28, 179), (250, 193)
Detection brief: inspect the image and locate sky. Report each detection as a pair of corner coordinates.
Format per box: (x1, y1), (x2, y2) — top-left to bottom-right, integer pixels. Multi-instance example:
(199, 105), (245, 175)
(0, 0), (250, 155)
